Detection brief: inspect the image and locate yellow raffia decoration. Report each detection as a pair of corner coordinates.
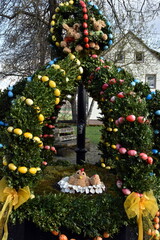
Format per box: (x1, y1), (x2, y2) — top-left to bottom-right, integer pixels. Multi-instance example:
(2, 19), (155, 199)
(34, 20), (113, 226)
(124, 190), (158, 240)
(0, 177), (30, 240)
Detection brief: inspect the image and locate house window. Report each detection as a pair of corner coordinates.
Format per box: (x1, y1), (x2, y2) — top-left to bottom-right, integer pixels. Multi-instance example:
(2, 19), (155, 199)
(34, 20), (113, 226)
(115, 51), (125, 62)
(135, 52), (144, 62)
(146, 74), (156, 89)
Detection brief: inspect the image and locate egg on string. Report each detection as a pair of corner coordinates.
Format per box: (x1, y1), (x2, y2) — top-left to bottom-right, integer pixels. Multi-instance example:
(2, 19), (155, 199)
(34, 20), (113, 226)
(8, 86), (13, 91)
(108, 40), (113, 45)
(0, 144), (3, 148)
(48, 60), (55, 65)
(154, 130), (159, 134)
(151, 91), (156, 95)
(99, 10), (102, 15)
(131, 81), (136, 86)
(0, 121), (5, 126)
(134, 79), (140, 83)
(93, 5), (98, 9)
(117, 68), (122, 72)
(103, 46), (108, 50)
(108, 33), (113, 39)
(106, 21), (111, 26)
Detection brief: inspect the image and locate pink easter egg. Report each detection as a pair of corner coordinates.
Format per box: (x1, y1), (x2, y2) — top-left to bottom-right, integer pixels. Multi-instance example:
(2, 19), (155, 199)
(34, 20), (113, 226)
(122, 188), (131, 195)
(139, 153), (148, 160)
(119, 147), (127, 154)
(110, 96), (116, 102)
(91, 54), (98, 58)
(116, 144), (121, 150)
(100, 91), (104, 95)
(50, 146), (56, 152)
(119, 79), (124, 84)
(43, 134), (48, 138)
(95, 67), (101, 71)
(102, 83), (109, 90)
(126, 115), (136, 122)
(44, 145), (50, 150)
(100, 59), (104, 63)
(137, 116), (145, 123)
(42, 161), (47, 166)
(118, 117), (125, 124)
(115, 120), (119, 126)
(127, 150), (137, 156)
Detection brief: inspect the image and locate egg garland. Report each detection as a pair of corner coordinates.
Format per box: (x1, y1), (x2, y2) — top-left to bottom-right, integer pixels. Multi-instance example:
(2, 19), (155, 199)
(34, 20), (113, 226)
(49, 0), (113, 55)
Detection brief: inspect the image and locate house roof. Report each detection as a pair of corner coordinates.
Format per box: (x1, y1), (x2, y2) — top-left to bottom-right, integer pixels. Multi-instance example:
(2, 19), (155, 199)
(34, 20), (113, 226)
(103, 31), (160, 60)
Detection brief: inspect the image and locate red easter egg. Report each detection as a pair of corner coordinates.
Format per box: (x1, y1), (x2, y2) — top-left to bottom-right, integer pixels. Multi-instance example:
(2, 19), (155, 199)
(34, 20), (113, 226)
(83, 22), (88, 28)
(83, 14), (88, 20)
(115, 120), (119, 126)
(84, 37), (89, 43)
(85, 43), (89, 48)
(119, 148), (127, 154)
(109, 78), (116, 84)
(147, 157), (153, 165)
(100, 91), (104, 95)
(137, 116), (145, 123)
(126, 115), (136, 122)
(91, 54), (98, 58)
(128, 150), (137, 156)
(43, 134), (48, 138)
(83, 29), (88, 35)
(102, 83), (109, 90)
(82, 7), (87, 13)
(118, 117), (125, 124)
(117, 92), (125, 98)
(122, 188), (131, 195)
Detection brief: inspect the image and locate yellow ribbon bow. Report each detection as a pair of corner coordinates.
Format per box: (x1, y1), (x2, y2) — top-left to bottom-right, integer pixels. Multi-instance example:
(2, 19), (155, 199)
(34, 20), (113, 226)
(124, 190), (158, 240)
(0, 177), (31, 240)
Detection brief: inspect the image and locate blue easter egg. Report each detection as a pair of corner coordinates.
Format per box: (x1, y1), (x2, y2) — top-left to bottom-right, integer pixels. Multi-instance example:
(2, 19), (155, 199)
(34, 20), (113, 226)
(4, 123), (8, 127)
(99, 10), (102, 15)
(152, 149), (158, 154)
(109, 34), (113, 39)
(0, 144), (3, 148)
(100, 57), (104, 60)
(117, 68), (122, 72)
(48, 60), (55, 65)
(108, 40), (113, 45)
(146, 94), (152, 100)
(46, 65), (50, 69)
(107, 21), (111, 26)
(151, 91), (156, 95)
(131, 81), (136, 86)
(155, 110), (160, 115)
(88, 1), (93, 5)
(134, 79), (140, 83)
(103, 45), (108, 50)
(149, 172), (155, 176)
(8, 91), (13, 97)
(0, 121), (4, 126)
(93, 5), (98, 9)
(8, 86), (13, 91)
(154, 130), (159, 134)
(27, 76), (32, 82)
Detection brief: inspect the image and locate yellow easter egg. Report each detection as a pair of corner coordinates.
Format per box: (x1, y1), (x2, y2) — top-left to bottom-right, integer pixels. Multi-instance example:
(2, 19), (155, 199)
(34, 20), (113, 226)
(50, 28), (54, 33)
(60, 69), (65, 75)
(20, 96), (26, 101)
(54, 89), (61, 97)
(66, 77), (69, 82)
(29, 168), (37, 174)
(55, 7), (60, 12)
(55, 98), (60, 105)
(8, 163), (17, 171)
(3, 160), (7, 166)
(52, 35), (56, 41)
(37, 75), (42, 79)
(7, 126), (14, 133)
(52, 14), (56, 19)
(76, 59), (81, 65)
(55, 42), (60, 47)
(111, 145), (116, 149)
(13, 128), (23, 135)
(69, 54), (76, 60)
(65, 2), (69, 6)
(52, 64), (60, 70)
(77, 75), (82, 80)
(38, 142), (43, 148)
(69, 0), (74, 4)
(59, 2), (64, 6)
(49, 80), (56, 88)
(101, 163), (106, 168)
(107, 127), (112, 132)
(33, 136), (41, 143)
(34, 106), (41, 113)
(18, 166), (28, 174)
(106, 166), (111, 170)
(41, 76), (49, 82)
(24, 132), (33, 139)
(50, 20), (55, 26)
(25, 98), (33, 106)
(113, 128), (118, 132)
(36, 167), (41, 171)
(105, 142), (110, 147)
(38, 114), (45, 122)
(108, 118), (114, 122)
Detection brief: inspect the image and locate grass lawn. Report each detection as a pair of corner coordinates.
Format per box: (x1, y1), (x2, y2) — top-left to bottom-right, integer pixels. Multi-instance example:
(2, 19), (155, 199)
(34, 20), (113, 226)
(86, 125), (102, 145)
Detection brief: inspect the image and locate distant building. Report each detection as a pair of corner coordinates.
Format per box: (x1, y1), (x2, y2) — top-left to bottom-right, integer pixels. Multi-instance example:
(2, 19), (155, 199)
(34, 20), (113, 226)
(89, 31), (160, 122)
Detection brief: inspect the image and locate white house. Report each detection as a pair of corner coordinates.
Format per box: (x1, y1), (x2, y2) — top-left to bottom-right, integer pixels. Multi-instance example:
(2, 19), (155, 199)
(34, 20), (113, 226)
(88, 31), (160, 122)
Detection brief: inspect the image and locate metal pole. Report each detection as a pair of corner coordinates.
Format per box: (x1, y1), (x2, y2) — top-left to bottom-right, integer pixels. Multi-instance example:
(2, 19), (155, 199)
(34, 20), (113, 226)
(75, 83), (87, 164)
